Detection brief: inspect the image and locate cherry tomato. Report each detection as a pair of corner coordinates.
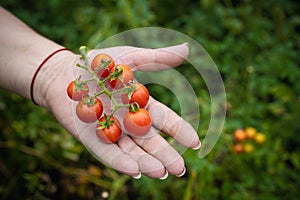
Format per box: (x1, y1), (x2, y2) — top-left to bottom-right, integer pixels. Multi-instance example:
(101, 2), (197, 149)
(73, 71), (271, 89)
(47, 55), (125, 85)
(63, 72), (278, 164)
(255, 133), (266, 144)
(96, 116), (122, 143)
(243, 143), (254, 153)
(232, 144), (244, 154)
(76, 97), (103, 123)
(245, 127), (257, 139)
(108, 64), (134, 89)
(91, 54), (114, 79)
(67, 80), (89, 101)
(123, 108), (152, 137)
(121, 83), (149, 108)
(233, 129), (247, 142)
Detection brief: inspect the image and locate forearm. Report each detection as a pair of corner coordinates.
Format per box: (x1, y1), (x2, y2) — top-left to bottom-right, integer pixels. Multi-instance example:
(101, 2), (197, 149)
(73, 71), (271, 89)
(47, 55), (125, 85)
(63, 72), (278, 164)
(0, 6), (67, 102)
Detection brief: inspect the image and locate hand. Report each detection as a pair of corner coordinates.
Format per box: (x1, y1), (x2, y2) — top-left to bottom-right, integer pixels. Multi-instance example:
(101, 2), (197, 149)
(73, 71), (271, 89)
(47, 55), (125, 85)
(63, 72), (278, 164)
(37, 43), (201, 179)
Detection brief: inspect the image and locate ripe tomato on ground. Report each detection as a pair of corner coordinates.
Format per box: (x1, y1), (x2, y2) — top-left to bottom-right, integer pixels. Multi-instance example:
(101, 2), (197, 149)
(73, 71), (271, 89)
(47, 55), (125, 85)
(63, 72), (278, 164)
(243, 143), (254, 153)
(96, 116), (122, 143)
(108, 64), (134, 89)
(232, 144), (244, 154)
(121, 83), (149, 108)
(245, 127), (257, 139)
(76, 97), (103, 123)
(233, 129), (247, 142)
(123, 108), (152, 137)
(255, 133), (266, 144)
(91, 54), (114, 79)
(67, 80), (89, 101)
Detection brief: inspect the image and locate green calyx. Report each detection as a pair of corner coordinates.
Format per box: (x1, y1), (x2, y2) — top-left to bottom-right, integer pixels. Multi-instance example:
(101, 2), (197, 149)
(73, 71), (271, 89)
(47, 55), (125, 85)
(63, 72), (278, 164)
(97, 114), (115, 129)
(129, 102), (140, 113)
(82, 96), (97, 106)
(74, 77), (88, 92)
(109, 67), (123, 81)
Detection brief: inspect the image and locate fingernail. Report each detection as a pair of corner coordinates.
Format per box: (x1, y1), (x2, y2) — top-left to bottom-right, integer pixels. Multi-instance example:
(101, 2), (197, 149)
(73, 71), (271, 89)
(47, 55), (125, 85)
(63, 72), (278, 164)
(183, 42), (190, 48)
(159, 170), (169, 180)
(176, 167), (186, 177)
(132, 172), (142, 179)
(192, 141), (201, 150)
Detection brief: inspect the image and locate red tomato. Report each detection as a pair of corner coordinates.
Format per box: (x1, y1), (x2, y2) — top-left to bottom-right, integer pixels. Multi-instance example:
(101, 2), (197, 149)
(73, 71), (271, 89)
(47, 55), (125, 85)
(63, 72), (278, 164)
(108, 64), (134, 89)
(121, 83), (149, 108)
(232, 144), (244, 154)
(123, 108), (152, 136)
(76, 97), (103, 123)
(67, 80), (89, 101)
(96, 116), (122, 143)
(91, 54), (114, 79)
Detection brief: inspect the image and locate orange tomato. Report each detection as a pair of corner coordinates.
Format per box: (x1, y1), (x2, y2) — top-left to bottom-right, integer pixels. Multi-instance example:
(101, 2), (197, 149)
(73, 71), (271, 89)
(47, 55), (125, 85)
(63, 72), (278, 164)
(233, 129), (247, 142)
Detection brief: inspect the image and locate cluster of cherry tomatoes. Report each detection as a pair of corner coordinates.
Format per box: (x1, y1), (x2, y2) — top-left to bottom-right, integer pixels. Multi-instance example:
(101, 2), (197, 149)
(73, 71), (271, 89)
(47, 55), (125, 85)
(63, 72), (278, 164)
(232, 127), (266, 154)
(67, 46), (151, 143)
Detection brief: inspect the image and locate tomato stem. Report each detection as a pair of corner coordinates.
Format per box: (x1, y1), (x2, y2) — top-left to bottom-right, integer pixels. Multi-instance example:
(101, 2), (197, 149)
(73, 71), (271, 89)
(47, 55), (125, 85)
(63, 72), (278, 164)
(82, 96), (97, 106)
(93, 90), (106, 97)
(77, 46), (137, 122)
(79, 46), (90, 68)
(111, 84), (135, 95)
(81, 77), (94, 83)
(97, 114), (115, 129)
(106, 103), (130, 122)
(94, 60), (111, 73)
(129, 102), (140, 112)
(100, 68), (123, 83)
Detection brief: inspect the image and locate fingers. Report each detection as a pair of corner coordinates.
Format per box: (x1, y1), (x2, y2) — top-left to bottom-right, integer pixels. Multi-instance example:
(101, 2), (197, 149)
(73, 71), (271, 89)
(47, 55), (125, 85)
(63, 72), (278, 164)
(118, 135), (167, 179)
(79, 122), (185, 178)
(118, 43), (190, 71)
(77, 99), (198, 179)
(147, 97), (201, 150)
(132, 133), (186, 176)
(87, 43), (190, 72)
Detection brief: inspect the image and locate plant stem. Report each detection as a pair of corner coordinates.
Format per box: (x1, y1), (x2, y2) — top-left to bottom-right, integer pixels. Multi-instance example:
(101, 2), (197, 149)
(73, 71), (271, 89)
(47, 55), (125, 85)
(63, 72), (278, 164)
(82, 77), (95, 83)
(111, 85), (134, 95)
(94, 60), (111, 73)
(78, 46), (133, 122)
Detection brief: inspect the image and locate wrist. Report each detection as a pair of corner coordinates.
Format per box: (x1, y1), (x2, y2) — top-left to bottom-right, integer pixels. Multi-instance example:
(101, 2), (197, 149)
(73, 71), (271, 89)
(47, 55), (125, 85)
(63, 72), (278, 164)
(30, 48), (71, 105)
(32, 49), (81, 108)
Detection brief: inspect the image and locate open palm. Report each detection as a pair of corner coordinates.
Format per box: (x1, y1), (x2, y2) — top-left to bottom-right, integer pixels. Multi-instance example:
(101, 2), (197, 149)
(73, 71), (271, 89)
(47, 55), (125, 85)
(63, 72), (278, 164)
(44, 43), (200, 179)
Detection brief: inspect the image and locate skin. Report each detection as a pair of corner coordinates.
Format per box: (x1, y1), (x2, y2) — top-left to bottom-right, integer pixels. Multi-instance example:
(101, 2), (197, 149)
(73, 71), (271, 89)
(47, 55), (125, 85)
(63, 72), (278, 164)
(0, 6), (201, 179)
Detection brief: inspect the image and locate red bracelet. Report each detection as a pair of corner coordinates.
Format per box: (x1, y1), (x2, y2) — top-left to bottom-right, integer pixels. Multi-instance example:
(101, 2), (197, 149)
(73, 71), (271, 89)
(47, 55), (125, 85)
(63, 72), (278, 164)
(30, 47), (71, 105)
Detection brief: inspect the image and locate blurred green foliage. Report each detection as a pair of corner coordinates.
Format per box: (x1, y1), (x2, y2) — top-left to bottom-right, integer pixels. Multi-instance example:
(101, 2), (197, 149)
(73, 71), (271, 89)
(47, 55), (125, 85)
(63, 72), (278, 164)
(1, 0), (300, 199)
